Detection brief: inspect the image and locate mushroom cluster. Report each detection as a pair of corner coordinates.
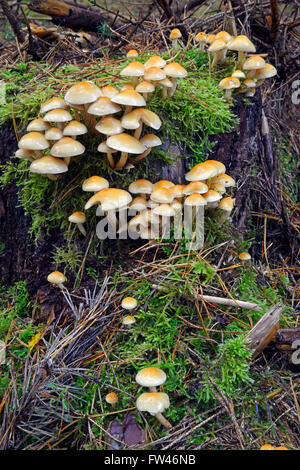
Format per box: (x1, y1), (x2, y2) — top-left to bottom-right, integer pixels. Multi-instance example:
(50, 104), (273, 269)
(194, 30), (277, 101)
(135, 366), (172, 429)
(72, 158), (235, 241)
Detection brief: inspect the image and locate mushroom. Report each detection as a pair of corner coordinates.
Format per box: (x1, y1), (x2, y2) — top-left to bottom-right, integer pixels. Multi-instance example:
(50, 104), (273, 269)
(95, 117), (124, 137)
(122, 315), (136, 328)
(29, 155), (68, 180)
(136, 392), (172, 429)
(85, 188), (132, 229)
(163, 62), (187, 97)
(135, 80), (155, 102)
(227, 34), (256, 68)
(105, 392), (118, 408)
(120, 61), (145, 86)
(43, 108), (73, 130)
(208, 39), (227, 68)
(45, 127), (63, 142)
(101, 85), (119, 99)
(15, 149), (35, 163)
(18, 131), (49, 158)
(153, 180), (175, 190)
(27, 117), (50, 133)
(150, 187), (174, 204)
(50, 136), (85, 166)
(195, 32), (207, 51)
(97, 141), (118, 168)
(106, 133), (146, 169)
(135, 367), (167, 392)
(203, 189), (222, 209)
(219, 76), (240, 101)
(87, 97), (121, 129)
(82, 176), (109, 193)
(68, 211), (86, 236)
(169, 28), (182, 50)
(238, 252), (251, 264)
(183, 181), (208, 196)
(243, 54), (266, 79)
(128, 179), (153, 199)
(144, 56), (166, 70)
(217, 196), (235, 225)
(111, 89), (146, 115)
(210, 173), (235, 188)
(157, 78), (173, 99)
(64, 81), (102, 125)
(129, 196), (148, 213)
(121, 296), (138, 310)
(232, 69), (246, 80)
(63, 120), (88, 138)
(126, 49), (138, 59)
(143, 67), (167, 91)
(185, 161), (220, 182)
(132, 134), (162, 163)
(254, 63), (277, 86)
(47, 270), (67, 289)
(40, 97), (68, 114)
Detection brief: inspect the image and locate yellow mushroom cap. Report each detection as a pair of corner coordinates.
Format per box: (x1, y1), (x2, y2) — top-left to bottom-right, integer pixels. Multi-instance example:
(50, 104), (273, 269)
(136, 367), (167, 388)
(128, 179), (153, 195)
(105, 392), (118, 404)
(85, 188), (132, 211)
(203, 189), (222, 203)
(227, 35), (256, 52)
(140, 134), (162, 149)
(95, 117), (123, 136)
(260, 444), (274, 451)
(120, 61), (145, 77)
(150, 187), (174, 204)
(183, 181), (208, 195)
(153, 180), (175, 190)
(29, 156), (68, 174)
(106, 133), (146, 154)
(40, 97), (68, 113)
(47, 271), (66, 284)
(126, 49), (138, 58)
(129, 196), (148, 212)
(50, 137), (85, 158)
(144, 56), (166, 70)
(144, 67), (166, 82)
(101, 85), (119, 99)
(153, 203), (175, 217)
(136, 392), (169, 415)
(43, 108), (73, 123)
(170, 28), (182, 40)
(243, 55), (266, 71)
(82, 176), (109, 192)
(206, 34), (216, 44)
(111, 89), (146, 107)
(184, 193), (207, 206)
(19, 132), (49, 150)
(219, 76), (240, 90)
(208, 39), (226, 52)
(218, 196), (235, 211)
(215, 31), (232, 43)
(232, 69), (246, 79)
(210, 173), (235, 187)
(63, 120), (88, 136)
(122, 315), (136, 325)
(68, 211), (86, 224)
(140, 109), (162, 130)
(195, 32), (207, 43)
(87, 97), (121, 116)
(135, 81), (155, 93)
(164, 62), (187, 78)
(209, 182), (226, 194)
(254, 63), (277, 80)
(205, 160), (226, 174)
(238, 252), (251, 261)
(121, 296), (137, 310)
(45, 127), (63, 141)
(185, 161), (219, 181)
(64, 81), (102, 105)
(27, 118), (50, 132)
(121, 109), (142, 130)
(170, 184), (186, 198)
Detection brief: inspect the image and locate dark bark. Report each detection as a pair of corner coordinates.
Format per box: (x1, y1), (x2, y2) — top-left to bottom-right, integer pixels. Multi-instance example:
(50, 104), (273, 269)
(28, 0), (119, 32)
(0, 0), (25, 43)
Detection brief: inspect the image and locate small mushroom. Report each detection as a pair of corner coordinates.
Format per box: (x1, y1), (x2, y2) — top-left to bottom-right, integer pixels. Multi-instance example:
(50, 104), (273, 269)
(68, 211), (86, 236)
(136, 392), (172, 429)
(219, 76), (240, 101)
(121, 296), (138, 310)
(47, 271), (67, 289)
(169, 28), (182, 50)
(122, 315), (136, 328)
(163, 62), (187, 97)
(135, 367), (167, 392)
(105, 392), (118, 408)
(217, 196), (235, 225)
(238, 252), (251, 264)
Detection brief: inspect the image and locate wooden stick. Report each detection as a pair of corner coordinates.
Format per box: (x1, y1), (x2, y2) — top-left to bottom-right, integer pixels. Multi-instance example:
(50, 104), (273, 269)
(244, 305), (282, 358)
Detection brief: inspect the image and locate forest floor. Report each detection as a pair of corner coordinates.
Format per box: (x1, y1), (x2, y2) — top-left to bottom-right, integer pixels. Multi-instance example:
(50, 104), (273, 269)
(0, 0), (299, 451)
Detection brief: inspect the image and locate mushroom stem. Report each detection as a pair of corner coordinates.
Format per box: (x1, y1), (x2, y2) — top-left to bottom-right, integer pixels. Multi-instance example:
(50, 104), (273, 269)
(224, 89), (233, 101)
(106, 210), (118, 230)
(218, 209), (232, 225)
(169, 78), (178, 98)
(155, 412), (172, 429)
(171, 39), (178, 50)
(115, 151), (128, 169)
(131, 147), (151, 163)
(77, 223), (86, 236)
(106, 151), (115, 168)
(162, 87), (168, 99)
(124, 105), (133, 115)
(64, 157), (71, 166)
(237, 50), (245, 68)
(46, 174), (59, 181)
(133, 122), (143, 140)
(34, 150), (43, 158)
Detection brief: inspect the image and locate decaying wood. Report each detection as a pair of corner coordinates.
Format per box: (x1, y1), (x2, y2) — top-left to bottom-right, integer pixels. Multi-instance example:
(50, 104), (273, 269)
(0, 0), (25, 43)
(275, 327), (300, 352)
(28, 0), (119, 32)
(244, 305), (282, 358)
